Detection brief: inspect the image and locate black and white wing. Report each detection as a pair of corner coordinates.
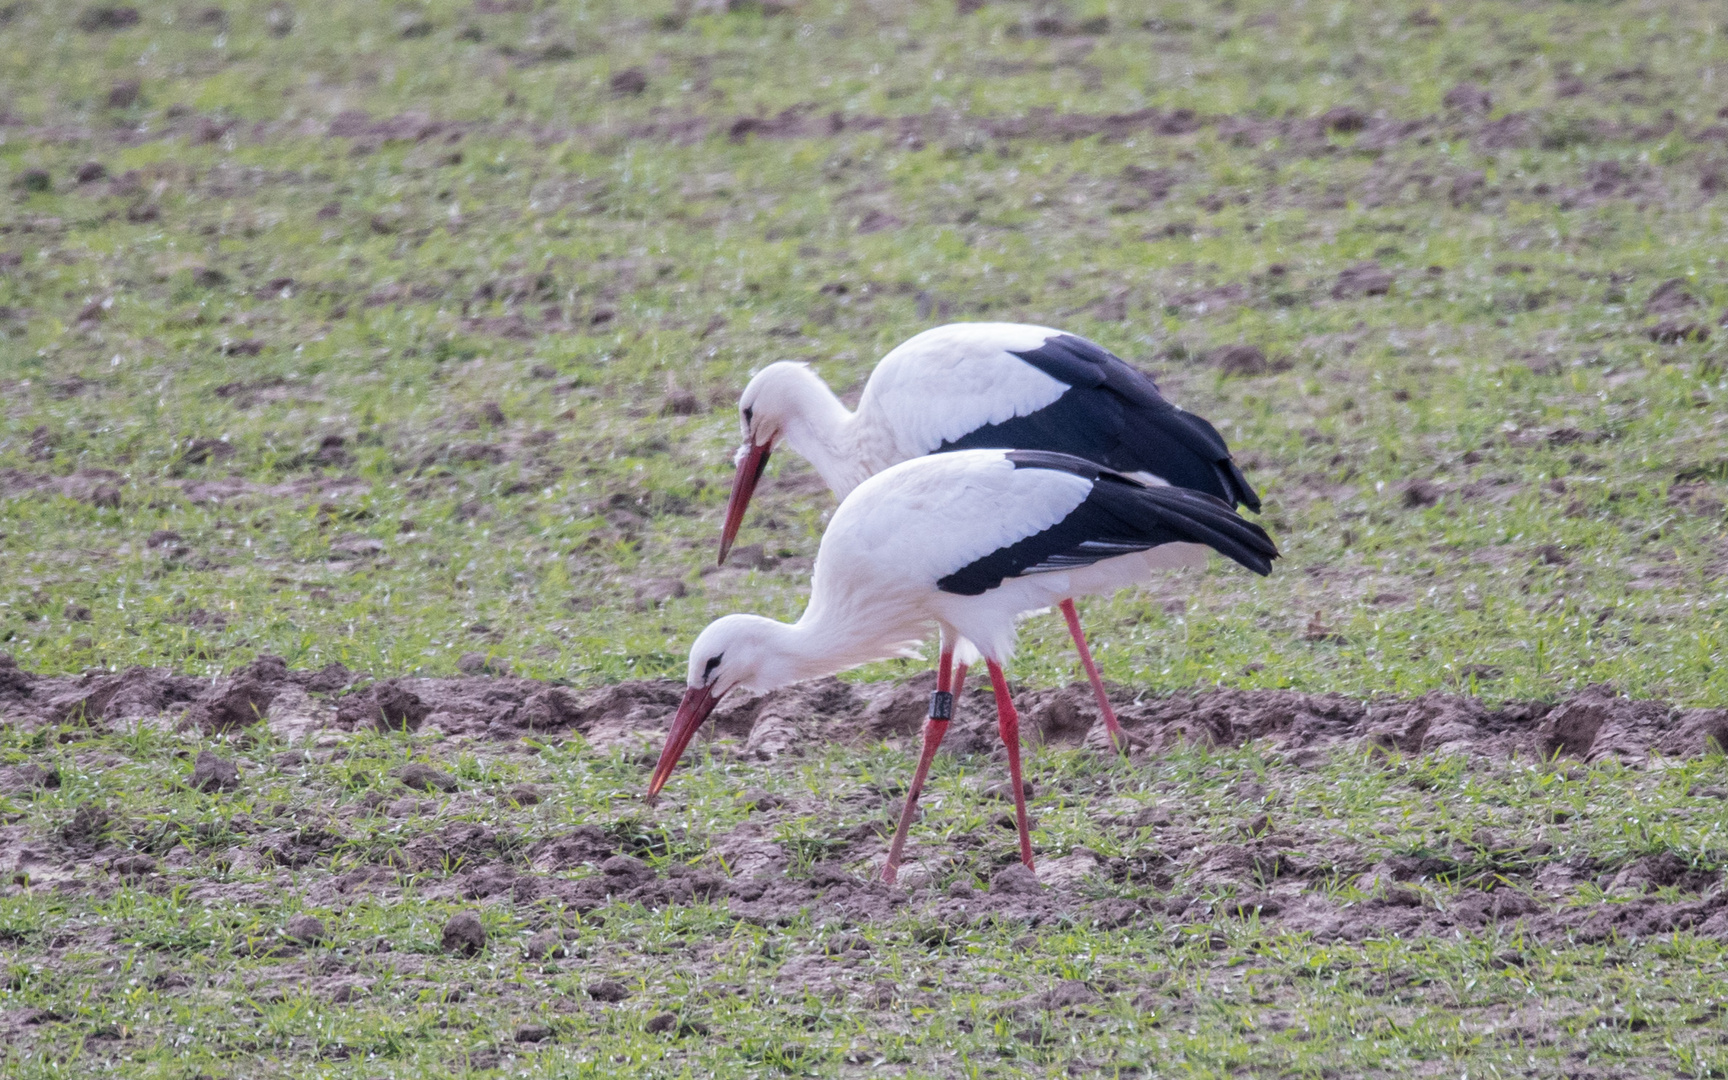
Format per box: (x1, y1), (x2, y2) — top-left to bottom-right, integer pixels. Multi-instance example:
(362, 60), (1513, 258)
(859, 323), (1261, 512)
(934, 451), (1278, 597)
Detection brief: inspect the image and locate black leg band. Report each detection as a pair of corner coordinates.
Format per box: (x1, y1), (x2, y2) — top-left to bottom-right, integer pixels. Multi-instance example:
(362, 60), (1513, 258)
(928, 691), (953, 721)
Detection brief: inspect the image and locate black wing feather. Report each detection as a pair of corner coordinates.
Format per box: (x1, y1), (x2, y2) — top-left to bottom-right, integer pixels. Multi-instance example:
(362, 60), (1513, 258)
(936, 451), (1279, 596)
(939, 334), (1262, 513)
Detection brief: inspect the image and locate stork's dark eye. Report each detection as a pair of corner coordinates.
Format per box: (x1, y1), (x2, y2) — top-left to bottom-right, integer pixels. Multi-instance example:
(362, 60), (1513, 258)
(702, 654), (723, 681)
(742, 406), (754, 426)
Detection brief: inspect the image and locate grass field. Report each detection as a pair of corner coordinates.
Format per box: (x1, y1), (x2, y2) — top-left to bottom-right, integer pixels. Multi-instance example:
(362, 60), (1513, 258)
(3, 0), (1728, 1075)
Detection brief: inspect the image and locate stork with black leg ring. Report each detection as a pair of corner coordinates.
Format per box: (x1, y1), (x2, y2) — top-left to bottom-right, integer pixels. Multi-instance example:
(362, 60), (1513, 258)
(719, 322), (1261, 751)
(655, 448), (1279, 885)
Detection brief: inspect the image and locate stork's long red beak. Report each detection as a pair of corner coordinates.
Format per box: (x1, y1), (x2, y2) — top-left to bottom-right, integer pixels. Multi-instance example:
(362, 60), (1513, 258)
(646, 684), (722, 801)
(718, 440), (772, 565)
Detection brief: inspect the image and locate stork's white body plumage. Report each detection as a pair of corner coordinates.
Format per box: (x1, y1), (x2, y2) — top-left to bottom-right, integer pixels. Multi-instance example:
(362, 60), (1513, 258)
(809, 450), (1195, 662)
(656, 449), (1279, 884)
(732, 322), (1258, 508)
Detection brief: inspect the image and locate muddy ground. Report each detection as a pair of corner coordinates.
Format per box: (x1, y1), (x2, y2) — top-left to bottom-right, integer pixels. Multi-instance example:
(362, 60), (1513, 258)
(5, 652), (1727, 940)
(8, 650), (1728, 764)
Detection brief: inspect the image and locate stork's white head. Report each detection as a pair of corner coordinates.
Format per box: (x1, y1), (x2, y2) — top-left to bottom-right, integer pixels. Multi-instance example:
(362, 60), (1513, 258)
(684, 613), (802, 698)
(721, 362), (835, 565)
(646, 614), (800, 799)
(736, 361), (824, 449)
(739, 359), (819, 445)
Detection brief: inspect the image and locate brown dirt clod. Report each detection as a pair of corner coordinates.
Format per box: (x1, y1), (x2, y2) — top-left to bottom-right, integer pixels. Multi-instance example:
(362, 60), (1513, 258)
(522, 930), (566, 960)
(1, 763), (59, 794)
(743, 790), (787, 811)
(1648, 319), (1709, 344)
(1210, 343), (1274, 376)
(399, 762), (459, 793)
(662, 386), (702, 415)
(186, 655), (290, 733)
(502, 784), (541, 806)
(110, 853), (157, 880)
(1321, 106), (1368, 133)
(1644, 278), (1699, 315)
(191, 750), (241, 793)
(45, 665), (204, 726)
(513, 687), (582, 732)
(982, 778), (1036, 801)
(1402, 479), (1442, 508)
(106, 79), (141, 109)
(1332, 261), (1395, 300)
(338, 680), (432, 732)
(285, 915), (327, 944)
(1443, 82), (1493, 114)
(77, 6), (141, 32)
(609, 68), (648, 96)
(456, 651), (510, 677)
(586, 978), (632, 1002)
(62, 804), (111, 845)
(440, 912), (487, 956)
(0, 653), (32, 700)
(601, 854), (655, 887)
(991, 864), (1042, 895)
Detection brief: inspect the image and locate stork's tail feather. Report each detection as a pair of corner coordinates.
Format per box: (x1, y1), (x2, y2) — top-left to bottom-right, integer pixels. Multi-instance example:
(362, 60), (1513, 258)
(1219, 457), (1263, 515)
(1137, 484), (1279, 576)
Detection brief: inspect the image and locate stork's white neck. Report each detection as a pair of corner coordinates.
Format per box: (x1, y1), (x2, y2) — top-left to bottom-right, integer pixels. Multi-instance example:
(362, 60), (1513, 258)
(714, 578), (927, 697)
(762, 366), (877, 499)
(724, 607), (892, 694)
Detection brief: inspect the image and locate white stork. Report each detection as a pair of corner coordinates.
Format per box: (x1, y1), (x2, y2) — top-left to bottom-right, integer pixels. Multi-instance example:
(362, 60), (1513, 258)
(655, 448), (1278, 885)
(718, 322), (1262, 750)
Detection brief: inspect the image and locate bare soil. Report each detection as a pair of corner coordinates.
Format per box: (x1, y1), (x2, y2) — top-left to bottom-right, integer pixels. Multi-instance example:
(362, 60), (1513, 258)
(4, 653), (1726, 956)
(6, 653), (1721, 763)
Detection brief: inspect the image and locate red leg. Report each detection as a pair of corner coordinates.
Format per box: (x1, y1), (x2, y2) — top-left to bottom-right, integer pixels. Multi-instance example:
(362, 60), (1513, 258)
(1060, 598), (1129, 752)
(883, 651), (954, 886)
(986, 660), (1035, 872)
